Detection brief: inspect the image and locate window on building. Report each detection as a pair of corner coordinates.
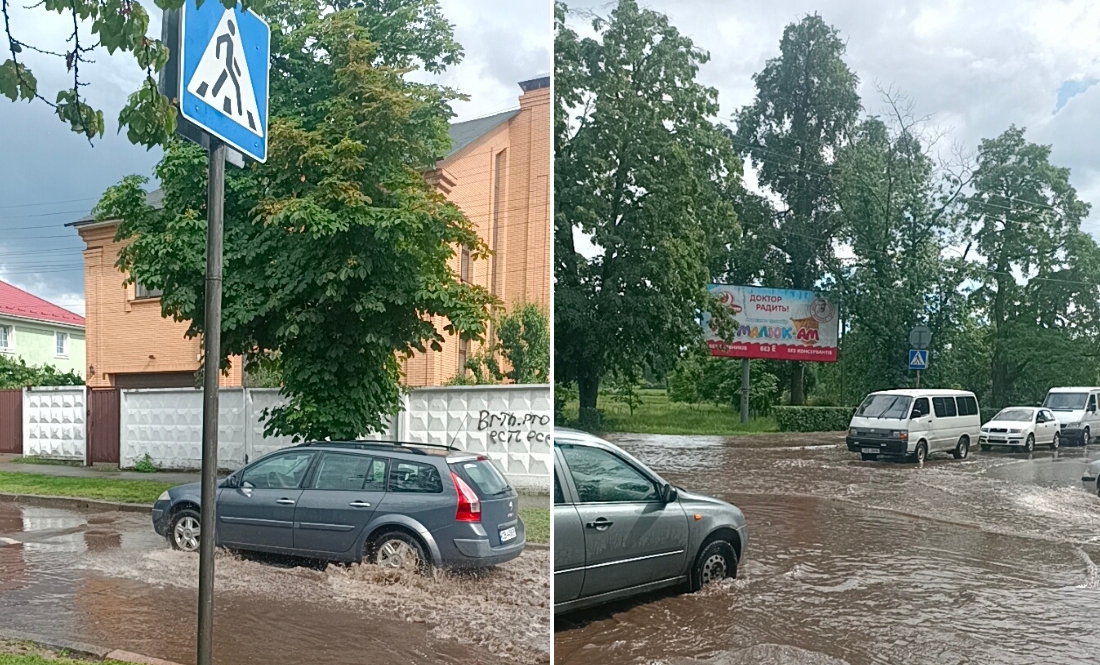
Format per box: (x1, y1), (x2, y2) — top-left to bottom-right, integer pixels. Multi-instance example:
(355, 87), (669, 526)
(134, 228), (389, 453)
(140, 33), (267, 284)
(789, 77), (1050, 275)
(491, 149), (507, 296)
(0, 325), (11, 351)
(460, 247), (471, 283)
(135, 282), (163, 299)
(458, 337), (469, 373)
(55, 332), (68, 357)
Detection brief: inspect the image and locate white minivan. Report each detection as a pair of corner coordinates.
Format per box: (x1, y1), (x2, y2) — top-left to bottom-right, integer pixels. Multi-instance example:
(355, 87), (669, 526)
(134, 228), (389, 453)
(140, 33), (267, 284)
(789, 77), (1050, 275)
(1041, 387), (1100, 446)
(846, 389), (982, 464)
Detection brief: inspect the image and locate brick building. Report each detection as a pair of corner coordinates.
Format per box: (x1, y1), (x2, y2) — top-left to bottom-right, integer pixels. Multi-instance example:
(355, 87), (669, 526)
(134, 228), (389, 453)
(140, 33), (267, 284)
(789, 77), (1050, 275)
(71, 76), (550, 389)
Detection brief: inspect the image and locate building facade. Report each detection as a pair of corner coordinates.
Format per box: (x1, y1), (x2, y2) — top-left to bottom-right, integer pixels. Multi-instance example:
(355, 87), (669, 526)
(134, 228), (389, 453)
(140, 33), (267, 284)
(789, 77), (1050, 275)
(0, 280), (86, 376)
(72, 76), (549, 389)
(405, 76), (551, 386)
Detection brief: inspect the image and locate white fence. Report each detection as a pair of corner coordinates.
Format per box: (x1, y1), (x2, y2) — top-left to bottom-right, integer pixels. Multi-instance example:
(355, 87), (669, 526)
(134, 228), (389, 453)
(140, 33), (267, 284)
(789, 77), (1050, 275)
(23, 386), (86, 461)
(118, 385), (551, 489)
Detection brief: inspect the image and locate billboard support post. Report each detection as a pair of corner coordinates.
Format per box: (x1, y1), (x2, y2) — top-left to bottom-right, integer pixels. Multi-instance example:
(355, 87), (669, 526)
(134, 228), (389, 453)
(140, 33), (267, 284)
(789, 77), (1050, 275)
(740, 358), (750, 424)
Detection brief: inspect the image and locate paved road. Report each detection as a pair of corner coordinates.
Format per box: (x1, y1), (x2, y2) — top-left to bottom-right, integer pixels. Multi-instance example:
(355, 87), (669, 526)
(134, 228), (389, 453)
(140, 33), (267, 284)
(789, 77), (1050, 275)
(555, 433), (1100, 665)
(0, 502), (549, 664)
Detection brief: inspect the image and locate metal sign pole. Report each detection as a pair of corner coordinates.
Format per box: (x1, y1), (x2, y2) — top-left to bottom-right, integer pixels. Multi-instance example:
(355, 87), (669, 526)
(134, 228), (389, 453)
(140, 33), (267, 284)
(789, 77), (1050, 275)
(916, 369), (920, 390)
(740, 358), (750, 424)
(197, 138), (226, 665)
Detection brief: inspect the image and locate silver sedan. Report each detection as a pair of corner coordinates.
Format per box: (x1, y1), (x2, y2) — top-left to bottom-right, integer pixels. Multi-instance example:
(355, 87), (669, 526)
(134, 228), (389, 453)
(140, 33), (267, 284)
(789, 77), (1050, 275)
(553, 428), (748, 614)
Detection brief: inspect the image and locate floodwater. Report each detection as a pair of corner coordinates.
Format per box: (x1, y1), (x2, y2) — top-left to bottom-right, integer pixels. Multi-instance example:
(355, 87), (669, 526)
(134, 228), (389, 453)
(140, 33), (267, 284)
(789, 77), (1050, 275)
(555, 433), (1100, 665)
(0, 503), (549, 664)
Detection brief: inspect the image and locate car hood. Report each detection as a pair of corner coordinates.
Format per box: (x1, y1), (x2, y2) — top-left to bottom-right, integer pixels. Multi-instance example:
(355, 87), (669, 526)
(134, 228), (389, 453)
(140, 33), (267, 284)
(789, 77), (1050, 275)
(1049, 409), (1085, 425)
(983, 420), (1032, 429)
(849, 415), (908, 429)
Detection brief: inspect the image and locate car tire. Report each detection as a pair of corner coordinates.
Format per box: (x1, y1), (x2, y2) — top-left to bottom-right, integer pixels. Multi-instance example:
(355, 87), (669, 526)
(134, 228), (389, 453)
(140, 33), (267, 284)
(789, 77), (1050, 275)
(1083, 429), (1091, 447)
(952, 436), (970, 460)
(168, 508), (201, 553)
(980, 444), (991, 452)
(1052, 432), (1060, 450)
(860, 453), (878, 461)
(689, 539), (737, 592)
(912, 441), (928, 465)
(369, 530), (430, 574)
(1024, 434), (1035, 453)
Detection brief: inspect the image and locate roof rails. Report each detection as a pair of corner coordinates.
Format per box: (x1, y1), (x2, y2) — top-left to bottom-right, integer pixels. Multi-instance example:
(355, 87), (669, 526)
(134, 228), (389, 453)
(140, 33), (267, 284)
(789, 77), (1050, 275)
(297, 440), (459, 453)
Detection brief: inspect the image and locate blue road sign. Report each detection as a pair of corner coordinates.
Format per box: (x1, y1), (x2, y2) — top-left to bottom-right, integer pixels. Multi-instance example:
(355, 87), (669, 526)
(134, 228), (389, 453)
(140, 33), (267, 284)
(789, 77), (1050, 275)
(909, 349), (929, 370)
(180, 0), (270, 162)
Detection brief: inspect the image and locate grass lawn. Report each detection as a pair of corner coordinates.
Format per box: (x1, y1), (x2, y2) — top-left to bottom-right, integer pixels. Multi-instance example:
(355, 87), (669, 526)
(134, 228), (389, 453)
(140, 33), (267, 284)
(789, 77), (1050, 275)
(0, 656), (131, 665)
(9, 457), (82, 467)
(519, 506), (549, 544)
(562, 389), (778, 436)
(0, 472), (172, 504)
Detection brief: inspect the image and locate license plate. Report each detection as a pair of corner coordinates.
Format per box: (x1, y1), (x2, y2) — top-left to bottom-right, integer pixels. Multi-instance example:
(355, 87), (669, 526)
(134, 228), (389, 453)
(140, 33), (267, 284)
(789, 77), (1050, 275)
(862, 448), (879, 454)
(499, 526), (517, 543)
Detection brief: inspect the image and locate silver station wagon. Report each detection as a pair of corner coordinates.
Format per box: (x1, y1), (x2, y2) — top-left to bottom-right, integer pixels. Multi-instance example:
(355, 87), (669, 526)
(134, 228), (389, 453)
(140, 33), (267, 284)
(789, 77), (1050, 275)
(553, 428), (748, 614)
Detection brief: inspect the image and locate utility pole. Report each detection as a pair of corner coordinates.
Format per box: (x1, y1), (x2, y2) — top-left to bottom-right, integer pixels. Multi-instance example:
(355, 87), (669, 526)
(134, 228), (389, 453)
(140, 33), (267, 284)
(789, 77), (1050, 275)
(740, 358), (750, 424)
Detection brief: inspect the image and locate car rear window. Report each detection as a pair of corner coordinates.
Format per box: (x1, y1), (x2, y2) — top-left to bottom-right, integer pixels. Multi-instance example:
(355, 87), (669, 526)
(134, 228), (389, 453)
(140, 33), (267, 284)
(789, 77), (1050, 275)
(388, 460), (444, 493)
(455, 459), (511, 497)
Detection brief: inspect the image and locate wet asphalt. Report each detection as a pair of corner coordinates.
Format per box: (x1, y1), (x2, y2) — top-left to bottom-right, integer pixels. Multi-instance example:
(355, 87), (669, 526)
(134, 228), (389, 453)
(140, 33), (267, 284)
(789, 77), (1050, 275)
(0, 502), (549, 664)
(554, 433), (1100, 665)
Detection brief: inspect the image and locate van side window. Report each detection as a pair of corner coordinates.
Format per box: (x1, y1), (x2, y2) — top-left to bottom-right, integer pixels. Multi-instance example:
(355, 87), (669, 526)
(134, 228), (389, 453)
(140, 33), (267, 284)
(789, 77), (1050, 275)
(1090, 395), (1097, 412)
(933, 397), (956, 418)
(912, 398), (930, 418)
(958, 396), (978, 416)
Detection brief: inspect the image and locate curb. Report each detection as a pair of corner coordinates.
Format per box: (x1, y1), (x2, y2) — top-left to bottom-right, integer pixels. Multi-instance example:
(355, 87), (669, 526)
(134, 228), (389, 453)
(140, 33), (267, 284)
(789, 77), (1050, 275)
(0, 630), (184, 664)
(525, 542), (550, 551)
(0, 493), (150, 514)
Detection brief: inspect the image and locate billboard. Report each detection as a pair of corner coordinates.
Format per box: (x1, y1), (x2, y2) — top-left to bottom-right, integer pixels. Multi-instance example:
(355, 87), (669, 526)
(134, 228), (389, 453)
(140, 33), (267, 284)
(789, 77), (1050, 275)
(702, 285), (839, 362)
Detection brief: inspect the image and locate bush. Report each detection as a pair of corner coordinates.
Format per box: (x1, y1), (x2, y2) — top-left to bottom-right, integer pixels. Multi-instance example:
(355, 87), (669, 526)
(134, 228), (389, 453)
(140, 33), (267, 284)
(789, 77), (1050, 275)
(980, 408), (1000, 425)
(133, 453), (159, 473)
(775, 406), (856, 433)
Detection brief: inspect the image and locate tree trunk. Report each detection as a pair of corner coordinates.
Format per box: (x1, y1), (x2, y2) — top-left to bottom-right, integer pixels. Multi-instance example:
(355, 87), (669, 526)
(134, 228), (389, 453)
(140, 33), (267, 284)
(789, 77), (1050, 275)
(790, 363), (805, 405)
(579, 374), (600, 410)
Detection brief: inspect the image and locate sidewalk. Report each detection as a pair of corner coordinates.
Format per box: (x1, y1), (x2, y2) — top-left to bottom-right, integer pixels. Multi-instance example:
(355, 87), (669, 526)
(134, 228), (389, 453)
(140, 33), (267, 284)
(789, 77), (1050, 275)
(0, 455), (201, 485)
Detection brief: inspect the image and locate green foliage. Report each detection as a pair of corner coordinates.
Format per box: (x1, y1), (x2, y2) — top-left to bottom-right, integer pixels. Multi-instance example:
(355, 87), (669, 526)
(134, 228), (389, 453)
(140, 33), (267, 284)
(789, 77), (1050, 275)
(0, 471), (172, 504)
(495, 304), (549, 384)
(103, 4), (492, 441)
(667, 356), (702, 404)
(0, 356), (84, 389)
(132, 453), (159, 473)
(554, 382), (576, 425)
(576, 407), (603, 433)
(980, 408), (1000, 425)
(666, 353), (782, 416)
(555, 0), (743, 410)
(605, 374), (643, 416)
(774, 406), (855, 433)
(244, 351), (283, 388)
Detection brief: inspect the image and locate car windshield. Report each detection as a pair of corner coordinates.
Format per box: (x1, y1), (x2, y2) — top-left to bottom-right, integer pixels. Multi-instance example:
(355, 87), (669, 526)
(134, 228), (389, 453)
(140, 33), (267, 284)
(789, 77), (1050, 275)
(857, 394), (913, 419)
(992, 408), (1034, 422)
(1043, 392), (1087, 411)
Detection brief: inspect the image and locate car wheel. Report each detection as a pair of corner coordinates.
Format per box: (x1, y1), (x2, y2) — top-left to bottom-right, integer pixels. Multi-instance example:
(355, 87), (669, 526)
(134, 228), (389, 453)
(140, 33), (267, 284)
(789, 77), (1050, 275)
(1024, 434), (1035, 453)
(912, 441), (928, 465)
(370, 531), (429, 574)
(860, 453), (878, 461)
(168, 508), (201, 553)
(1083, 429), (1091, 447)
(689, 539), (737, 592)
(1052, 432), (1060, 450)
(980, 444), (991, 452)
(953, 436), (970, 460)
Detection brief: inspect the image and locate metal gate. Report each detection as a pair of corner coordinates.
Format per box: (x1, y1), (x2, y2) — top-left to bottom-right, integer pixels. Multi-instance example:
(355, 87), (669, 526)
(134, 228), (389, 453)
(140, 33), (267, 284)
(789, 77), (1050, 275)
(0, 389), (20, 454)
(87, 388), (120, 465)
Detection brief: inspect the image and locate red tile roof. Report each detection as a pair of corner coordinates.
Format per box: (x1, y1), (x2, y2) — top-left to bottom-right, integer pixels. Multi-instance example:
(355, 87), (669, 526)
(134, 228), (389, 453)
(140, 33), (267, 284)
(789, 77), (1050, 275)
(0, 280), (84, 327)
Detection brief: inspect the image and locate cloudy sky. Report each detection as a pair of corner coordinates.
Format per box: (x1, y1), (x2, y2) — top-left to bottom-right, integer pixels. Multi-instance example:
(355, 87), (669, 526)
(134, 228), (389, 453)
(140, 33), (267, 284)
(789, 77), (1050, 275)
(0, 0), (550, 316)
(567, 0), (1100, 247)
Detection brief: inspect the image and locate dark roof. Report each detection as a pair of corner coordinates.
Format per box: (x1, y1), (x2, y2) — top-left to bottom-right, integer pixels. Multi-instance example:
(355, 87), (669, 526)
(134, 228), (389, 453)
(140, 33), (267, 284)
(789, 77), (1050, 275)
(69, 189), (164, 226)
(518, 76), (550, 93)
(446, 109), (520, 158)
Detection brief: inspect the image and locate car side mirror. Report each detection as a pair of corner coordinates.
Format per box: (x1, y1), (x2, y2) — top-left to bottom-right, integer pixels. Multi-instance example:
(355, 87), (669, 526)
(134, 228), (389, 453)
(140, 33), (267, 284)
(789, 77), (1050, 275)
(662, 484), (678, 503)
(240, 479), (255, 490)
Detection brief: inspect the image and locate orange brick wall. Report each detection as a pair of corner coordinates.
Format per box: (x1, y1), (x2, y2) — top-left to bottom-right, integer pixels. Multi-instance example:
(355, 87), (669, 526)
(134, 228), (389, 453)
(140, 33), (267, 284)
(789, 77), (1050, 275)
(78, 222), (243, 388)
(403, 83), (550, 387)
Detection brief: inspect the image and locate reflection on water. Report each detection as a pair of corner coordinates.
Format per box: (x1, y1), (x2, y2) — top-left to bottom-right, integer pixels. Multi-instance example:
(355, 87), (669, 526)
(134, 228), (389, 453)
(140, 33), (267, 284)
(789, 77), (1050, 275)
(555, 435), (1100, 665)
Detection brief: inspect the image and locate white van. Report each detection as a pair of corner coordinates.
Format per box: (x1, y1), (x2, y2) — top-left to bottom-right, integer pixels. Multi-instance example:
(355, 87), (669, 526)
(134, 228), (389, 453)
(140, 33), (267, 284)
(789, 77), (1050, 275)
(846, 389), (981, 464)
(1041, 387), (1100, 446)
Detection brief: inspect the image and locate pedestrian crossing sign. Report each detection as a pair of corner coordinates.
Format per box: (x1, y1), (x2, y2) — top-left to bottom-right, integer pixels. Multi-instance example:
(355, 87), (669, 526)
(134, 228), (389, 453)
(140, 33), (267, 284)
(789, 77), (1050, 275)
(180, 0), (270, 162)
(909, 349), (929, 370)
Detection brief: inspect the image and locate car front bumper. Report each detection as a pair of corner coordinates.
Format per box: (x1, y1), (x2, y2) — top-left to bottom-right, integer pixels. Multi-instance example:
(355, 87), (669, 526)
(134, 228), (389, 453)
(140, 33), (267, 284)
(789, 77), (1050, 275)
(151, 500), (171, 536)
(846, 436), (909, 456)
(978, 435), (1026, 446)
(1083, 475), (1098, 493)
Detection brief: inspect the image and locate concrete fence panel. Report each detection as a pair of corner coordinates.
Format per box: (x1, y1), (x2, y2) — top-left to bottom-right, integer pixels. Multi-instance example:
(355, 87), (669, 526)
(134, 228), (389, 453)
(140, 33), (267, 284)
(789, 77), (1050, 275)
(23, 386), (87, 460)
(119, 388), (247, 470)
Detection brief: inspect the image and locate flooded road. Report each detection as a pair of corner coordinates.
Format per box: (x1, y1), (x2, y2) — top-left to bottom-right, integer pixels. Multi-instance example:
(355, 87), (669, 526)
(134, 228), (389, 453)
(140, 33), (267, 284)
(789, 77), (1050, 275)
(0, 503), (549, 664)
(555, 434), (1100, 665)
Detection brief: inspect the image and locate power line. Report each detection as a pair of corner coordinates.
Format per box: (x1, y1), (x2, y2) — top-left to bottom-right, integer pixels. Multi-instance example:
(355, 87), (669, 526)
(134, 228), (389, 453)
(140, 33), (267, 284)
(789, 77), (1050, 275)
(0, 196), (97, 210)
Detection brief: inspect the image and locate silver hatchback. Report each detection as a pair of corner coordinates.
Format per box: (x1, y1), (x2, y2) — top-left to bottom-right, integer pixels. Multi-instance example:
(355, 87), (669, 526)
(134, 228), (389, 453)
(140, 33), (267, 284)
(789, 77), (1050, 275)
(553, 429), (748, 614)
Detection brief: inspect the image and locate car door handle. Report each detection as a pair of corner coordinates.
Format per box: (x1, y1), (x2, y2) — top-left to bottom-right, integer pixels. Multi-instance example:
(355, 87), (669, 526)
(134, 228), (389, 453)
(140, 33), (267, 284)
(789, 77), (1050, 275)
(348, 501), (372, 508)
(585, 518), (613, 531)
(276, 498), (296, 505)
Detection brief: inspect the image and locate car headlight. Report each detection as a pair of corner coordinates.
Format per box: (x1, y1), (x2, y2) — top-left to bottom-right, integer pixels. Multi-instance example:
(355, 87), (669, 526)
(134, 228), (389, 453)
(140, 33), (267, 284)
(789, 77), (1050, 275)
(157, 490), (170, 502)
(1009, 429), (1022, 434)
(892, 431), (908, 440)
(849, 428), (857, 436)
(980, 427), (989, 433)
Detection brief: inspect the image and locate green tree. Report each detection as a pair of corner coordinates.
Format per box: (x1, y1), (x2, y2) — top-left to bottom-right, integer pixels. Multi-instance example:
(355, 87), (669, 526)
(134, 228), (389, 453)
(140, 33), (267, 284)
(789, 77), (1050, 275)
(495, 304), (549, 384)
(96, 4), (493, 441)
(554, 0), (742, 410)
(1, 0), (458, 146)
(734, 14), (861, 404)
(0, 355), (84, 388)
(962, 126), (1094, 407)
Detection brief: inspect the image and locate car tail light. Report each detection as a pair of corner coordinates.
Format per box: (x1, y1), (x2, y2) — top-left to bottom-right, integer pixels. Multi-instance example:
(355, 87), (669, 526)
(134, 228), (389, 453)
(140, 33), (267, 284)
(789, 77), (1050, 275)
(451, 471), (481, 522)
